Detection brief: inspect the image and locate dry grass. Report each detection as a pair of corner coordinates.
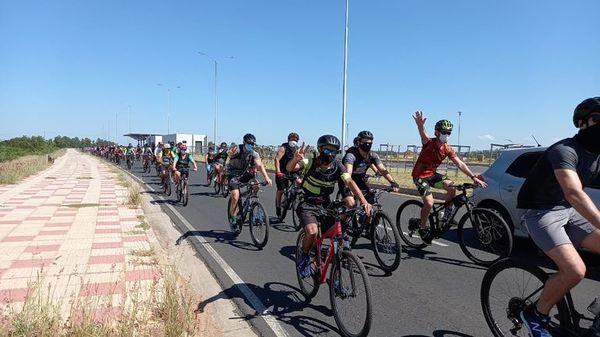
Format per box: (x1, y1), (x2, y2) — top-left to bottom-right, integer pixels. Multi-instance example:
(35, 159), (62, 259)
(127, 184), (141, 207)
(0, 265), (201, 337)
(129, 247), (156, 257)
(0, 149), (65, 185)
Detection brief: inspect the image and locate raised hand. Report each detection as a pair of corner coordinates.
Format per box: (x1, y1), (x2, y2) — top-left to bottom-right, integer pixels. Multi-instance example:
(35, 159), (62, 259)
(413, 110), (427, 128)
(295, 142), (310, 161)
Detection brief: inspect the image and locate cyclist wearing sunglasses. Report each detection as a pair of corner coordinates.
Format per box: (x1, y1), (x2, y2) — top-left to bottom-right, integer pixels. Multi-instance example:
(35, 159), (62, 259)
(286, 134), (373, 278)
(411, 111), (487, 244)
(515, 97), (600, 337)
(226, 133), (272, 231)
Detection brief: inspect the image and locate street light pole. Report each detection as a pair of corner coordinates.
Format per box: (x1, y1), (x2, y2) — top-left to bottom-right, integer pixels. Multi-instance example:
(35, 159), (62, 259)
(199, 52), (232, 146)
(341, 0), (349, 149)
(457, 111), (462, 147)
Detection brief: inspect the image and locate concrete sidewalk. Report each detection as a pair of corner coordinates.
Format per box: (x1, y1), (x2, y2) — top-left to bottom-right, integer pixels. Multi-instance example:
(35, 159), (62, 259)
(0, 149), (255, 335)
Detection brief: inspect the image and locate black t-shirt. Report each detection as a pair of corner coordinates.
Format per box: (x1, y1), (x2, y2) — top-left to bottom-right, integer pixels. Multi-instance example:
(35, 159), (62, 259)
(342, 147), (382, 180)
(517, 137), (600, 210)
(278, 143), (297, 174)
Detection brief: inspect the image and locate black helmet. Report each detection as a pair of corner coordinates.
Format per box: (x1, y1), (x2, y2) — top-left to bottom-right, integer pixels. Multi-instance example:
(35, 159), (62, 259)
(220, 142), (227, 148)
(288, 132), (299, 141)
(573, 97), (600, 127)
(317, 135), (341, 150)
(353, 137), (359, 147)
(243, 133), (256, 144)
(357, 130), (374, 141)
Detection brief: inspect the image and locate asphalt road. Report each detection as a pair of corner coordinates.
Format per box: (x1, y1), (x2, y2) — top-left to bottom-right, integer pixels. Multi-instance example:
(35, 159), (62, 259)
(125, 160), (600, 337)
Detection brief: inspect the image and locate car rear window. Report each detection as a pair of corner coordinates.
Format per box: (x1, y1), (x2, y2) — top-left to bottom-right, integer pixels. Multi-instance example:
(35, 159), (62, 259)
(505, 152), (543, 178)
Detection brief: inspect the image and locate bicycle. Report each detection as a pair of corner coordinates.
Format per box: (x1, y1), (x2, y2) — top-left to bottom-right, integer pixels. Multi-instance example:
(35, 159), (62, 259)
(126, 153), (134, 171)
(161, 167), (172, 196)
(481, 258), (600, 337)
(278, 173), (303, 230)
(396, 183), (513, 266)
(175, 168), (190, 207)
(295, 201), (372, 337)
(142, 155), (151, 173)
(227, 179), (270, 249)
(347, 187), (402, 273)
(214, 166), (229, 198)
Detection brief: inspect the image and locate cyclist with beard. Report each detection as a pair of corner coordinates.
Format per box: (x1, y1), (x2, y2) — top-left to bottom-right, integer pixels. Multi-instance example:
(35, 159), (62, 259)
(286, 135), (373, 278)
(275, 132), (300, 217)
(515, 97), (600, 337)
(340, 130), (400, 208)
(410, 111), (487, 244)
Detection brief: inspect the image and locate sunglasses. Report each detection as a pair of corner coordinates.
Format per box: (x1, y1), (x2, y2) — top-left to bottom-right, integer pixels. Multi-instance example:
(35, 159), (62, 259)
(440, 131), (452, 135)
(322, 148), (340, 156)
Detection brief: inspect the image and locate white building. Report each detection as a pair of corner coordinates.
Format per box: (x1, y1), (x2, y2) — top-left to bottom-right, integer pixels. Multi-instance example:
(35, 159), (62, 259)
(161, 134), (208, 153)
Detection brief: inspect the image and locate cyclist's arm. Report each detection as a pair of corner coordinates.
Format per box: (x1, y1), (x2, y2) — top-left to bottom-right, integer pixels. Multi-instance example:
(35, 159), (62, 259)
(286, 156), (304, 172)
(374, 162), (397, 185)
(254, 158), (272, 185)
(172, 154), (179, 170)
(417, 125), (429, 145)
(450, 156), (485, 186)
(344, 163), (354, 176)
(189, 155), (198, 170)
(274, 146), (285, 174)
(555, 168), (600, 229)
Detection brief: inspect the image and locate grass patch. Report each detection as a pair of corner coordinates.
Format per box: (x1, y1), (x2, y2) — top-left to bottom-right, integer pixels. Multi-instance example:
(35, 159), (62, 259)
(125, 230), (146, 235)
(0, 149), (65, 185)
(127, 184), (141, 207)
(129, 247), (156, 257)
(135, 222), (150, 231)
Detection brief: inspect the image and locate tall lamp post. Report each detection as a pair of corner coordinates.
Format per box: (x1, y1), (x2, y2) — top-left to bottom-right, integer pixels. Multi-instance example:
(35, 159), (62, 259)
(457, 111), (462, 147)
(157, 83), (181, 134)
(198, 52), (234, 146)
(341, 0), (350, 149)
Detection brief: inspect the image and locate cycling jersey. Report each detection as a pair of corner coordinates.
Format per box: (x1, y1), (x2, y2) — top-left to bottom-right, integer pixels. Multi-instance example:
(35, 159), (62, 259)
(206, 151), (215, 164)
(342, 146), (382, 180)
(278, 142), (297, 174)
(174, 153), (195, 170)
(299, 155), (350, 202)
(214, 149), (228, 162)
(227, 145), (259, 177)
(158, 151), (175, 166)
(412, 138), (457, 179)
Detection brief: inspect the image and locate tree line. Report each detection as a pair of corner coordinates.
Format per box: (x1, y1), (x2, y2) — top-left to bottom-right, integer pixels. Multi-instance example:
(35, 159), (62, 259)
(0, 136), (114, 162)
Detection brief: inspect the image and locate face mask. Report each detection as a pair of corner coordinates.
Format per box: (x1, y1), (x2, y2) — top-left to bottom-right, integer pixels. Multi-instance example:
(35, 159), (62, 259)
(359, 143), (372, 152)
(288, 140), (297, 147)
(245, 143), (254, 152)
(575, 123), (600, 154)
(438, 134), (449, 143)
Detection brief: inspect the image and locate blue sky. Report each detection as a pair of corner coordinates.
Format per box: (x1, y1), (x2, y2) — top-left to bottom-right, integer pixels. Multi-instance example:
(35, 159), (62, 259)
(1, 0), (598, 150)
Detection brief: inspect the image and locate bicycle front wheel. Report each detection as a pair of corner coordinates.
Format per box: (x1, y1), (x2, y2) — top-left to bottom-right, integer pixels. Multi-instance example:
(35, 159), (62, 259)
(249, 201), (269, 249)
(481, 259), (569, 337)
(291, 199), (301, 231)
(329, 250), (372, 337)
(213, 175), (221, 195)
(295, 229), (320, 300)
(182, 180), (189, 206)
(279, 190), (289, 222)
(458, 208), (513, 266)
(395, 200), (428, 249)
(370, 212), (402, 273)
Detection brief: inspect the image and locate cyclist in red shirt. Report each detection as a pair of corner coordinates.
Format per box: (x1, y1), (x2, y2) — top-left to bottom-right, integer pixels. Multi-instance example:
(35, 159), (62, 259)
(411, 111), (487, 244)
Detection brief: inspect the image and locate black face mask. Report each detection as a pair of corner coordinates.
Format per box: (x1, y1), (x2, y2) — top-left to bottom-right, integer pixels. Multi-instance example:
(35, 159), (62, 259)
(318, 153), (335, 164)
(575, 123), (600, 154)
(359, 143), (372, 152)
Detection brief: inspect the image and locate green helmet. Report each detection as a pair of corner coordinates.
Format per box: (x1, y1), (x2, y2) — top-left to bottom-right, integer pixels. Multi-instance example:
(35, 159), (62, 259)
(435, 119), (453, 132)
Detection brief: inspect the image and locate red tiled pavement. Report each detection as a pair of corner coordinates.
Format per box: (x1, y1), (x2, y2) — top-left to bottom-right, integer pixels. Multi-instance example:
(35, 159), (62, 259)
(24, 244), (61, 253)
(0, 288), (31, 303)
(38, 230), (69, 236)
(11, 258), (54, 269)
(79, 282), (124, 296)
(125, 269), (161, 282)
(95, 228), (121, 234)
(2, 235), (36, 242)
(122, 236), (146, 242)
(91, 242), (122, 249)
(88, 255), (125, 264)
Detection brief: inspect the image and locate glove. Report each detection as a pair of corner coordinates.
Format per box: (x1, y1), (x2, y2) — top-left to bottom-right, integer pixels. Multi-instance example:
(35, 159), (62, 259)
(276, 172), (285, 178)
(390, 181), (400, 189)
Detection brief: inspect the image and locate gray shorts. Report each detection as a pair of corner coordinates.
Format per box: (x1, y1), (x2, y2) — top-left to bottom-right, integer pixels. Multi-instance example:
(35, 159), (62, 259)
(522, 208), (597, 252)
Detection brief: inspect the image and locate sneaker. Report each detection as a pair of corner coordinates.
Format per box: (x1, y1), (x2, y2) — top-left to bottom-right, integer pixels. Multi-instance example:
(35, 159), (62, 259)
(229, 216), (237, 233)
(333, 279), (352, 297)
(297, 254), (312, 279)
(519, 306), (552, 337)
(418, 227), (433, 245)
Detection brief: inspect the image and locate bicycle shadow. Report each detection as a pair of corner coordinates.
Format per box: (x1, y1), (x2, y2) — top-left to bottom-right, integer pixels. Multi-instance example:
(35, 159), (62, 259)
(175, 229), (262, 252)
(403, 330), (475, 337)
(190, 191), (221, 197)
(196, 281), (339, 337)
(400, 248), (487, 271)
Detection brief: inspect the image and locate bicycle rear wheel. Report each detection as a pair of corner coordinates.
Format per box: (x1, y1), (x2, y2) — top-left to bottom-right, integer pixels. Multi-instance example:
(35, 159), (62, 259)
(291, 199), (301, 231)
(481, 259), (569, 337)
(182, 180), (189, 206)
(395, 200), (428, 249)
(295, 229), (320, 301)
(249, 201), (269, 249)
(458, 208), (513, 266)
(213, 174), (221, 195)
(279, 190), (289, 222)
(330, 249), (372, 337)
(370, 212), (402, 273)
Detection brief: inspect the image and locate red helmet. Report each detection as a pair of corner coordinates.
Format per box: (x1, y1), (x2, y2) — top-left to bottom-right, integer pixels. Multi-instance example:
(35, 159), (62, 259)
(179, 144), (187, 152)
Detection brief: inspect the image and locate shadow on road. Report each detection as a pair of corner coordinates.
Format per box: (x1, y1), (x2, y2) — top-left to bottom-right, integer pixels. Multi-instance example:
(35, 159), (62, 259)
(403, 330), (475, 337)
(175, 229), (262, 252)
(196, 281), (339, 337)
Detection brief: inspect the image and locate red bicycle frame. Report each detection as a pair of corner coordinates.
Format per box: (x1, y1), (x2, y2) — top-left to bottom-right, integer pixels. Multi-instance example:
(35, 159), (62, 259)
(313, 218), (346, 285)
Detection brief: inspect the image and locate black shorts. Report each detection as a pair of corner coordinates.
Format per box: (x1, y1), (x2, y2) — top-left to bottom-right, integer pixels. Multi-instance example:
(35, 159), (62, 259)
(296, 201), (335, 233)
(228, 172), (255, 191)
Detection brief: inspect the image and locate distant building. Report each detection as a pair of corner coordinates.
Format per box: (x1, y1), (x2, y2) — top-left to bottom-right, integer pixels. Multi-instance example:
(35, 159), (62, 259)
(124, 133), (208, 153)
